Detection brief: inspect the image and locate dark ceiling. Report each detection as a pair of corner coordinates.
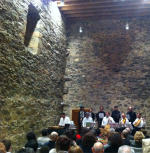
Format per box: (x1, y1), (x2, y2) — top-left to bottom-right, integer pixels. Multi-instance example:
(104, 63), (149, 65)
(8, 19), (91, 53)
(55, 0), (150, 20)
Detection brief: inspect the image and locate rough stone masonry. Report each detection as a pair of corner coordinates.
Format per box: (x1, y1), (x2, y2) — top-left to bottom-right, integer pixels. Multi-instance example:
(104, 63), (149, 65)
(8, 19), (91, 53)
(0, 0), (67, 149)
(64, 18), (150, 133)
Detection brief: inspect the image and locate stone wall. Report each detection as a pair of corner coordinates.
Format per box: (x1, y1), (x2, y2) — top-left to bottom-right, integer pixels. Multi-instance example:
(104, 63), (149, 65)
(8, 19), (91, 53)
(64, 17), (150, 133)
(0, 0), (66, 150)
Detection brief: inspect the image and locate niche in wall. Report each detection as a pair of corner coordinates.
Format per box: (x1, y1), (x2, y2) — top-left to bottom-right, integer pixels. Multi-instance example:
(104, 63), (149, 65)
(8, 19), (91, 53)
(24, 3), (41, 54)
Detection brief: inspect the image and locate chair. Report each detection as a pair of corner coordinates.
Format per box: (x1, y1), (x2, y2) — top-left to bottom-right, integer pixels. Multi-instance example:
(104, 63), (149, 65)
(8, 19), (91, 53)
(130, 147), (142, 153)
(142, 138), (150, 153)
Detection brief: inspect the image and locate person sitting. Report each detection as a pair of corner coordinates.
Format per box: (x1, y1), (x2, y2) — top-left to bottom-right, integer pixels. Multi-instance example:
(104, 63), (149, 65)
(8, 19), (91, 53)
(49, 135), (70, 153)
(118, 145), (135, 153)
(1, 139), (11, 153)
(44, 131), (58, 150)
(101, 112), (115, 128)
(103, 132), (115, 150)
(82, 112), (93, 127)
(104, 133), (123, 153)
(76, 127), (89, 145)
(25, 131), (38, 153)
(119, 113), (129, 127)
(98, 129), (108, 145)
(133, 113), (146, 132)
(140, 128), (149, 138)
(37, 129), (50, 145)
(121, 130), (131, 146)
(0, 142), (6, 153)
(64, 129), (77, 146)
(68, 145), (83, 153)
(92, 142), (104, 153)
(40, 146), (49, 153)
(59, 113), (71, 127)
(79, 132), (96, 153)
(125, 128), (134, 140)
(130, 131), (145, 148)
(17, 148), (34, 153)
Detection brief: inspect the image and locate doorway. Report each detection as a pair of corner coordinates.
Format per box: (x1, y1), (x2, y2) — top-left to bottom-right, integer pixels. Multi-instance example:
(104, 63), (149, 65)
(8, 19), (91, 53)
(71, 108), (89, 133)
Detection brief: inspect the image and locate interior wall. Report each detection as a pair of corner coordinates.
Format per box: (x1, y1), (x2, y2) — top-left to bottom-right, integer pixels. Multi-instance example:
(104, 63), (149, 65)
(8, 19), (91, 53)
(64, 17), (150, 133)
(0, 0), (67, 149)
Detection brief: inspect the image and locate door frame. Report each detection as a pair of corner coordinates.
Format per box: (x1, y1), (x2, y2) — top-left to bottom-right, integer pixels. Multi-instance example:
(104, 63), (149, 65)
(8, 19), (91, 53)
(70, 108), (89, 120)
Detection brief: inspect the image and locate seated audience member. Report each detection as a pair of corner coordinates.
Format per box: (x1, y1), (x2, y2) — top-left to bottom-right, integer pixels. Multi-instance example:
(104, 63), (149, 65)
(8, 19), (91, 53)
(64, 129), (77, 146)
(0, 142), (6, 153)
(25, 131), (38, 153)
(140, 128), (149, 138)
(79, 132), (96, 153)
(44, 132), (58, 150)
(118, 145), (135, 153)
(104, 132), (115, 150)
(68, 145), (83, 153)
(130, 131), (145, 148)
(40, 146), (49, 153)
(121, 130), (131, 146)
(49, 135), (70, 153)
(37, 129), (50, 145)
(76, 127), (89, 145)
(98, 129), (108, 145)
(92, 142), (104, 153)
(2, 139), (11, 153)
(95, 128), (101, 138)
(17, 148), (34, 153)
(125, 128), (134, 140)
(104, 133), (123, 153)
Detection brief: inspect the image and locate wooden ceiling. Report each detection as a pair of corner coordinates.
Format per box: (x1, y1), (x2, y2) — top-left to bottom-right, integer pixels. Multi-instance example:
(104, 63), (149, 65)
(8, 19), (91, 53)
(55, 0), (150, 20)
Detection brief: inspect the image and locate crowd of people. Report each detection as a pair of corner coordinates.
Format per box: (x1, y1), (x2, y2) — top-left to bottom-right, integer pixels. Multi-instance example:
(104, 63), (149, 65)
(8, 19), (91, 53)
(0, 106), (148, 153)
(0, 126), (149, 153)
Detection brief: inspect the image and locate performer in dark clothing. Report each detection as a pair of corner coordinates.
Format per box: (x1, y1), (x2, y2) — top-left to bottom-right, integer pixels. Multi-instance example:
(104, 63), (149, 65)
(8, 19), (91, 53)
(126, 106), (136, 124)
(89, 108), (95, 121)
(111, 106), (121, 123)
(96, 106), (105, 127)
(78, 106), (86, 134)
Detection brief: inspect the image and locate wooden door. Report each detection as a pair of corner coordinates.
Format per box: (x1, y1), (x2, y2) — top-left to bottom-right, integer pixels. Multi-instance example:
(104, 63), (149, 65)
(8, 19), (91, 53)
(72, 108), (89, 133)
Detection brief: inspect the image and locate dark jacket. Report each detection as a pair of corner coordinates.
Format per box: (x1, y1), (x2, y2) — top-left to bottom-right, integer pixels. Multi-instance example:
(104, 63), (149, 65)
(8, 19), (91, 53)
(44, 140), (55, 150)
(104, 145), (119, 153)
(79, 145), (92, 153)
(78, 111), (86, 123)
(111, 110), (121, 123)
(96, 111), (105, 126)
(127, 111), (136, 123)
(90, 112), (95, 121)
(130, 140), (142, 148)
(123, 138), (131, 146)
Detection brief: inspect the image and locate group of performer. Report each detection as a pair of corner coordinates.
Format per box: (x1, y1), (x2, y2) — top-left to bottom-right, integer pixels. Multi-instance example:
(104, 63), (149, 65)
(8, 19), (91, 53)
(58, 106), (146, 135)
(78, 106), (146, 134)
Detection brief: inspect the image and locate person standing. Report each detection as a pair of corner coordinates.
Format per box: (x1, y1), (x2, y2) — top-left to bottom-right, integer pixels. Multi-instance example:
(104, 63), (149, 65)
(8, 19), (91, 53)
(96, 106), (105, 127)
(78, 106), (86, 133)
(126, 106), (136, 124)
(111, 106), (121, 123)
(89, 108), (95, 121)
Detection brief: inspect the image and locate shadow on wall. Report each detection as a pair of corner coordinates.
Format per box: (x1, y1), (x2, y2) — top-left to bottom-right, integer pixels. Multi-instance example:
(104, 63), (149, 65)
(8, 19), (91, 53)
(24, 3), (40, 47)
(93, 31), (135, 72)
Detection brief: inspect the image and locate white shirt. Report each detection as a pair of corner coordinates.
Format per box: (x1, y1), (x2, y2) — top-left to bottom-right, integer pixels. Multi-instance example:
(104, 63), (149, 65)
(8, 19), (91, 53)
(59, 116), (70, 126)
(82, 117), (93, 127)
(37, 136), (50, 144)
(119, 118), (129, 127)
(133, 118), (146, 128)
(102, 116), (115, 126)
